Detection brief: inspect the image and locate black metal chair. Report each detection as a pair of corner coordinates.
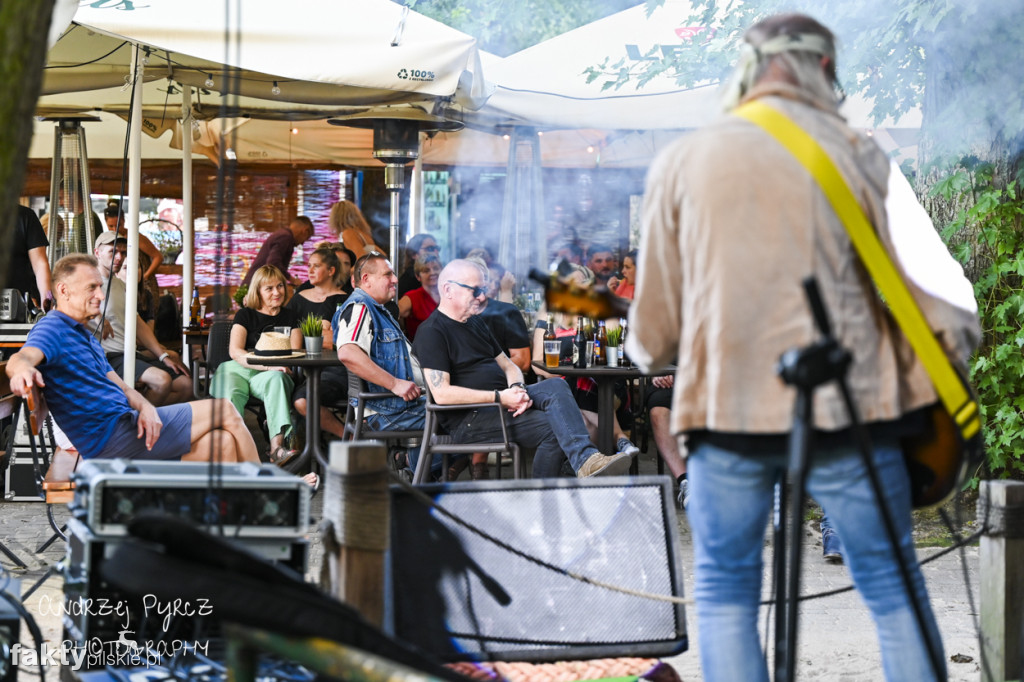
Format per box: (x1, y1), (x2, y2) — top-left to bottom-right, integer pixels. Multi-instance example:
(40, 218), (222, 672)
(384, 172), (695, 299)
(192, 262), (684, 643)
(412, 384), (523, 484)
(0, 392), (28, 568)
(342, 372), (420, 476)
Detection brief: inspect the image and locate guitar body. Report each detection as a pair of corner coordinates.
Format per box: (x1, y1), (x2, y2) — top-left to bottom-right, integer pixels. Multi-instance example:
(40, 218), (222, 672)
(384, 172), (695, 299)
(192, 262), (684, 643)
(901, 403), (983, 508)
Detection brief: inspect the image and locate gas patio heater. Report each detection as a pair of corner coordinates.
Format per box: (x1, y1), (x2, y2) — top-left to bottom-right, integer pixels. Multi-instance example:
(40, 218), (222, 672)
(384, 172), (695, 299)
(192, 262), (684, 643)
(328, 107), (462, 268)
(44, 117), (101, 267)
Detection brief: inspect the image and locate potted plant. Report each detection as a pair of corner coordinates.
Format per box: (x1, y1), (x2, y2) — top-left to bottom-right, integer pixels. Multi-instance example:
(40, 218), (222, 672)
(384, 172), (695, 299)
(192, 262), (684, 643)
(299, 313), (324, 355)
(605, 326), (622, 367)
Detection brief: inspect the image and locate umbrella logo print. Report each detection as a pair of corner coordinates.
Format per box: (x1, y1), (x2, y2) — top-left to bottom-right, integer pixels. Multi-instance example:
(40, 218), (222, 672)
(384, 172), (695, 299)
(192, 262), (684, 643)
(397, 69), (409, 79)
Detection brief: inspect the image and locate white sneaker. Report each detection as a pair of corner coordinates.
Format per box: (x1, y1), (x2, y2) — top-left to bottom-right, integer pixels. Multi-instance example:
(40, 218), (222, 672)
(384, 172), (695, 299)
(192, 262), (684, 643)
(615, 437), (640, 458)
(677, 479), (689, 510)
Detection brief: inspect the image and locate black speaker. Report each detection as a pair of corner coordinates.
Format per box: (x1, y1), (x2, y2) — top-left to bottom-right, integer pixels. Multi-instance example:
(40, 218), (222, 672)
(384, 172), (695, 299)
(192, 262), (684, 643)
(0, 579), (20, 682)
(389, 475), (688, 662)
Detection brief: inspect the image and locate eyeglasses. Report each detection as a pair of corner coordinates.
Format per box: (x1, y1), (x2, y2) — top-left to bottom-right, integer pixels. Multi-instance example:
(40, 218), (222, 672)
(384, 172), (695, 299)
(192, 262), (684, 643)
(421, 245), (440, 252)
(448, 281), (486, 298)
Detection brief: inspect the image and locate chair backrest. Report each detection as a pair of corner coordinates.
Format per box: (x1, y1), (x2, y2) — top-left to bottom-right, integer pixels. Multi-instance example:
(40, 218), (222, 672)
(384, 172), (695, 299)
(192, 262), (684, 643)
(344, 372), (419, 442)
(414, 383), (521, 484)
(205, 320), (234, 375)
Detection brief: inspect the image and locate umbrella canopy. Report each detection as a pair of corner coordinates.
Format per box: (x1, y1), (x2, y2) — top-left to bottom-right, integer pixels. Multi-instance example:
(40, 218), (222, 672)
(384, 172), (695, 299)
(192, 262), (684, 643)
(44, 0), (489, 110)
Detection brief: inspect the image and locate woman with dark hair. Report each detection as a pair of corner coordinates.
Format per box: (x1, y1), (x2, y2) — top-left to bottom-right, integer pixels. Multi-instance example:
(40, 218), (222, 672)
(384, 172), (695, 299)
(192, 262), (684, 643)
(286, 248), (348, 327)
(288, 248), (351, 442)
(397, 233), (439, 298)
(608, 249), (638, 300)
(211, 265), (302, 465)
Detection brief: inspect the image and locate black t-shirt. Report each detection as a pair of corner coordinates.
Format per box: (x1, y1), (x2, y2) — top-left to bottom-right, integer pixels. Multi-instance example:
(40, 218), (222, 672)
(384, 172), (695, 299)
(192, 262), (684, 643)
(232, 306), (301, 350)
(286, 291), (348, 321)
(6, 206), (49, 301)
(413, 312), (507, 429)
(478, 299), (530, 356)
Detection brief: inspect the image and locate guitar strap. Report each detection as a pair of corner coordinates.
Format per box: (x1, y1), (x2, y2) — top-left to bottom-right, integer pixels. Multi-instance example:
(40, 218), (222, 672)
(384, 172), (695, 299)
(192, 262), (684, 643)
(733, 100), (981, 444)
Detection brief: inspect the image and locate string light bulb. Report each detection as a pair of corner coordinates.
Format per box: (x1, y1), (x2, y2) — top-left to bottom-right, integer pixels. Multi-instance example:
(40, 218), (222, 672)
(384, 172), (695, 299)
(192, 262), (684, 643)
(587, 145), (595, 153)
(271, 81), (281, 96)
(502, 134), (510, 140)
(291, 127), (299, 135)
(204, 73), (215, 88)
(141, 48), (151, 65)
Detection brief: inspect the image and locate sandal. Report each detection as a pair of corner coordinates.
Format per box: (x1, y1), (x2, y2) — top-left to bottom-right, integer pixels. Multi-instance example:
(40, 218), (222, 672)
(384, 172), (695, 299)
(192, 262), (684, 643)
(268, 445), (299, 467)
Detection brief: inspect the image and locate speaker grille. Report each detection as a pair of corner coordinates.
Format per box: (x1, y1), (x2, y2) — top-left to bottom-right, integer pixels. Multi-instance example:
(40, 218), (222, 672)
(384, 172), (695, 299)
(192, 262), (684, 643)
(390, 476), (687, 661)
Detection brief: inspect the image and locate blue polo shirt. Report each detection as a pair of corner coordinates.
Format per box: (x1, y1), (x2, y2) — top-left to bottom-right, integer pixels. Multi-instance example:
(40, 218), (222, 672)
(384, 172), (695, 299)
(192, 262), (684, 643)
(25, 311), (133, 459)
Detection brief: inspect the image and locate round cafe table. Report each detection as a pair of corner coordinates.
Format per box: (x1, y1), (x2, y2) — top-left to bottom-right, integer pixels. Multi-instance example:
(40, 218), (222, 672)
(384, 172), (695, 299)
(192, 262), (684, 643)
(531, 361), (674, 461)
(248, 351), (343, 471)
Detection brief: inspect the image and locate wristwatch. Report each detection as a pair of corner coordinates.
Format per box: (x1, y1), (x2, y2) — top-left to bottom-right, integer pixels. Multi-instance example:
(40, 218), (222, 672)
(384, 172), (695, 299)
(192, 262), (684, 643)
(510, 382), (526, 390)
(158, 351), (170, 362)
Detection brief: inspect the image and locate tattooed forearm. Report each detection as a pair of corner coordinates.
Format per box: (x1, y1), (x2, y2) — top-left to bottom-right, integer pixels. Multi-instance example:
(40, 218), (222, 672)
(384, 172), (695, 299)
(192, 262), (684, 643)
(427, 369), (444, 388)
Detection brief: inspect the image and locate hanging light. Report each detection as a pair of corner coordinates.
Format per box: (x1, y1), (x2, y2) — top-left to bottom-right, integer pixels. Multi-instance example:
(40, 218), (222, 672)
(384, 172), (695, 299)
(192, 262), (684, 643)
(290, 127), (299, 135)
(204, 73), (215, 88)
(141, 47), (151, 65)
(271, 81), (281, 96)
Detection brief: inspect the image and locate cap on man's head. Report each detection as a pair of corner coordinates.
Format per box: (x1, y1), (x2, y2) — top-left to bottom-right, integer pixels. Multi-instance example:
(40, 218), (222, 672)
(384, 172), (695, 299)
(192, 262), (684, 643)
(95, 231), (127, 248)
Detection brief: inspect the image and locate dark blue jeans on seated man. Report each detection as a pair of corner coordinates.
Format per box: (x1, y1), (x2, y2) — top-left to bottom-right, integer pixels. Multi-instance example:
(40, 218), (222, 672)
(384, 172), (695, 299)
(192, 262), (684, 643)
(448, 378), (600, 477)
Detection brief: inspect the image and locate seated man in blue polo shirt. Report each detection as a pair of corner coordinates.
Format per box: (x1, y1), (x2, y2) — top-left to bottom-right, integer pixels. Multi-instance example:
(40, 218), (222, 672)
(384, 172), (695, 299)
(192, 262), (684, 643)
(5, 254), (260, 464)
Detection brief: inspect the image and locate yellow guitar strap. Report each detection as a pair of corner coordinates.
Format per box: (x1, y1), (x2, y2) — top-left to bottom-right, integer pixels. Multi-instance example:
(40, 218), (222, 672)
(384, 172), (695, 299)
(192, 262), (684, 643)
(734, 100), (980, 440)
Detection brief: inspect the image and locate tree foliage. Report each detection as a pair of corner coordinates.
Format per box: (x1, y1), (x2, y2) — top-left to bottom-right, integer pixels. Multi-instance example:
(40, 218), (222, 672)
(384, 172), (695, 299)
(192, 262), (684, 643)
(584, 0), (1023, 170)
(0, 0), (55, 277)
(403, 0), (637, 57)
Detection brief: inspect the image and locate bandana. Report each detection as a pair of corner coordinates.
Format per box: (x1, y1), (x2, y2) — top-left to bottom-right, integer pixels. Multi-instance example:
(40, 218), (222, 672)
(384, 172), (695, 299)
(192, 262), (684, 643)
(720, 32), (835, 111)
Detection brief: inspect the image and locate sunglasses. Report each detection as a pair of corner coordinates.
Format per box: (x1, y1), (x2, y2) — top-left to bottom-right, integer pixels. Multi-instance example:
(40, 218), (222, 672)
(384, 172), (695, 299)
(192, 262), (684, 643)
(421, 244), (440, 252)
(448, 281), (486, 298)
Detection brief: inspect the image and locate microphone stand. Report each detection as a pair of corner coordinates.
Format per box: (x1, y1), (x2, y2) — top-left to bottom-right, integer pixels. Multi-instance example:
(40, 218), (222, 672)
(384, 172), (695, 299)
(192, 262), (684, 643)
(772, 277), (944, 682)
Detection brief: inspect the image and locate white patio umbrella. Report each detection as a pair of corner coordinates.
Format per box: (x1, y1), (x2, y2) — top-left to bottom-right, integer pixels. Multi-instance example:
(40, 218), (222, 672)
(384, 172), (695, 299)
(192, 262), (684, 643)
(38, 0), (490, 382)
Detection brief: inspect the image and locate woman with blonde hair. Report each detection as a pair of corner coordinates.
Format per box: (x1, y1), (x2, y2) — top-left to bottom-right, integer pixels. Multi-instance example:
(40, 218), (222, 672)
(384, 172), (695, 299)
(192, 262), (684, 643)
(328, 200), (383, 258)
(212, 265), (302, 465)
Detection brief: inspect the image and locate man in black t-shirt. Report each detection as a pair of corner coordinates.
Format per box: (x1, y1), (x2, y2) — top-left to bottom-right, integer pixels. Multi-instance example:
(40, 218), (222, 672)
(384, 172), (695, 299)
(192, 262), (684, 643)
(5, 205), (52, 308)
(412, 260), (633, 478)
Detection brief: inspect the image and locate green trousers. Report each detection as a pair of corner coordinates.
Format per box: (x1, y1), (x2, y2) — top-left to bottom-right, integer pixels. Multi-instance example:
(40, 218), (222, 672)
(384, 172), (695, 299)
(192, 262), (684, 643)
(211, 360), (294, 441)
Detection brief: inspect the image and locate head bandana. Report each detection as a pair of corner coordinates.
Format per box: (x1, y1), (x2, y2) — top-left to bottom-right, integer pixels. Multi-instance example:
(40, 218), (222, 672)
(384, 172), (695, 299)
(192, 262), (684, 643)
(720, 32), (836, 111)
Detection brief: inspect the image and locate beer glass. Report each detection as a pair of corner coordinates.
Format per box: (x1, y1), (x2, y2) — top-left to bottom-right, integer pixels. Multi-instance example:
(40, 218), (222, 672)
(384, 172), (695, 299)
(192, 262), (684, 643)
(544, 340), (561, 368)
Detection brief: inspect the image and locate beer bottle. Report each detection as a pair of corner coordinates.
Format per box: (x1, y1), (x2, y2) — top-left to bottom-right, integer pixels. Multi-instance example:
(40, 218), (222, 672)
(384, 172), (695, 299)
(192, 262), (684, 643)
(189, 286), (201, 329)
(573, 315), (587, 368)
(619, 317), (631, 367)
(594, 320), (607, 366)
(543, 314), (556, 342)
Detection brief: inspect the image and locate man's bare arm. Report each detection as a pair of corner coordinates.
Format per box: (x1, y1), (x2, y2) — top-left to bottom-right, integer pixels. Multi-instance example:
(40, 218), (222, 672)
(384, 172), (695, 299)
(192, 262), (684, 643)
(5, 346), (46, 397)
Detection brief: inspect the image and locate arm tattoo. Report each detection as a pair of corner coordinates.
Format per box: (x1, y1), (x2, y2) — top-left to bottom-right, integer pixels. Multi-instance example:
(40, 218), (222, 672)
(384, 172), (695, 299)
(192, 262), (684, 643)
(427, 369), (444, 388)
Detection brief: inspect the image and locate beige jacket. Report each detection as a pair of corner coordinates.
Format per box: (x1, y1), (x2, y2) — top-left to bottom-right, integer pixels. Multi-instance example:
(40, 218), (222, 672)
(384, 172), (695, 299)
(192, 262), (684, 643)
(627, 83), (980, 437)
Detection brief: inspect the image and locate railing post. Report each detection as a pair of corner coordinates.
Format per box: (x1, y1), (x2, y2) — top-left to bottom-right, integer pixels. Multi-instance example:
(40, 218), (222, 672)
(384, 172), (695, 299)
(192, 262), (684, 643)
(322, 440), (389, 626)
(979, 480), (1024, 681)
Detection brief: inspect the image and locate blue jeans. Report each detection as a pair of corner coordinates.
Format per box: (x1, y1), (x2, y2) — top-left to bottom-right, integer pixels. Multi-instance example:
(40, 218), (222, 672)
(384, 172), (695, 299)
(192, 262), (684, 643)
(686, 437), (945, 682)
(450, 379), (599, 477)
(366, 405), (426, 470)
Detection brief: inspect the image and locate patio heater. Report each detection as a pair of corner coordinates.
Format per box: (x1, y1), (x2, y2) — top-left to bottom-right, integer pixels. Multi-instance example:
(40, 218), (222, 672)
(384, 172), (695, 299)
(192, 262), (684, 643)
(44, 118), (101, 268)
(328, 108), (462, 269)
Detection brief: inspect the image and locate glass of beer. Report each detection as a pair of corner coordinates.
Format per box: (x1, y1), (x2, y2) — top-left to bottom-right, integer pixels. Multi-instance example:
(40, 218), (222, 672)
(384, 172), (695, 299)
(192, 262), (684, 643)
(544, 340), (561, 368)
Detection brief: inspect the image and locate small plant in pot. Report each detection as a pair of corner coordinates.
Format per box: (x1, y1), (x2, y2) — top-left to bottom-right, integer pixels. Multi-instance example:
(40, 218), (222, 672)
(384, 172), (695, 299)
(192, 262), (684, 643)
(605, 326), (622, 366)
(299, 313), (324, 355)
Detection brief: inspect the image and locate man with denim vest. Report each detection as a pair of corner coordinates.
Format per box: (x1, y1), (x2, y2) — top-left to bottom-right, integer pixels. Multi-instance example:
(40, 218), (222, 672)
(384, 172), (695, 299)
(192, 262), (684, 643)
(334, 252), (427, 468)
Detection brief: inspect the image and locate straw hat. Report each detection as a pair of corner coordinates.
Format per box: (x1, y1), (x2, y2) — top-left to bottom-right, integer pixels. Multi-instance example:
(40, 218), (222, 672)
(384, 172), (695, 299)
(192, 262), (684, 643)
(248, 331), (304, 359)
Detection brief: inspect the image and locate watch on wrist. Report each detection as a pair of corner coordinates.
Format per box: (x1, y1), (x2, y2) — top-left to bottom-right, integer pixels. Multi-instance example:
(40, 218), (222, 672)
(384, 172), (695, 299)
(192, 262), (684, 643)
(158, 351), (170, 362)
(510, 382), (526, 390)
(494, 389), (501, 404)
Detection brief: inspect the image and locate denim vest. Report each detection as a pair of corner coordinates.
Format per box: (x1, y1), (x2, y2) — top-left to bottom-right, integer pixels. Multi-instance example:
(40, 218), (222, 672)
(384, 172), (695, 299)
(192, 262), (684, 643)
(334, 288), (424, 417)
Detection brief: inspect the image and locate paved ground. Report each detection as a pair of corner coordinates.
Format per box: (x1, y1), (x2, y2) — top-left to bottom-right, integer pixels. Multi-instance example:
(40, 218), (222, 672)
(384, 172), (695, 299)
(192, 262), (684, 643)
(0, 449), (984, 681)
